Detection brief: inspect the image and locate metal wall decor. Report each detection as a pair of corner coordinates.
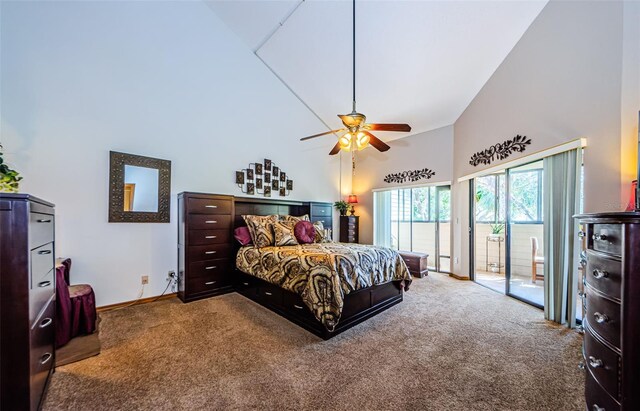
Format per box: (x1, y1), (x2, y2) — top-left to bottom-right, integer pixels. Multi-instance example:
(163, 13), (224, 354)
(469, 135), (532, 167)
(383, 168), (435, 184)
(236, 158), (293, 197)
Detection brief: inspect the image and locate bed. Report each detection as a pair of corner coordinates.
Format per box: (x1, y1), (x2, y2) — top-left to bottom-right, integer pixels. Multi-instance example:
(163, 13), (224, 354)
(232, 197), (411, 339)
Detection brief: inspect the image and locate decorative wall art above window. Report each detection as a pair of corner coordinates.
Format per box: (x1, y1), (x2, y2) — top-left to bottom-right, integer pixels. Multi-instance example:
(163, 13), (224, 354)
(383, 168), (435, 184)
(236, 159), (293, 197)
(469, 135), (532, 167)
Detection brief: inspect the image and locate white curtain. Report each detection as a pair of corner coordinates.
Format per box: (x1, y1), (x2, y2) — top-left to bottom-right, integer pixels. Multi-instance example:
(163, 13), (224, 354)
(373, 191), (392, 248)
(543, 148), (582, 327)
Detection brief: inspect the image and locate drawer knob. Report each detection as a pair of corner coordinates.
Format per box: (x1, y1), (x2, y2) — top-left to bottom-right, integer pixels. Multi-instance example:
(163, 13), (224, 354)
(40, 353), (52, 365)
(205, 266), (217, 270)
(593, 312), (609, 324)
(205, 251), (217, 255)
(205, 220), (218, 224)
(39, 317), (53, 328)
(588, 356), (603, 368)
(38, 250), (52, 255)
(205, 205), (218, 209)
(36, 219), (52, 223)
(38, 280), (51, 288)
(592, 405), (605, 411)
(205, 281), (216, 285)
(592, 269), (608, 279)
(264, 291), (273, 296)
(293, 304), (304, 310)
(205, 235), (217, 239)
(242, 282), (249, 286)
(592, 233), (608, 241)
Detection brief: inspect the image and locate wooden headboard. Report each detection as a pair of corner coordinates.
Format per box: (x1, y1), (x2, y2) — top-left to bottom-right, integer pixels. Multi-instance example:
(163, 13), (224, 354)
(232, 196), (311, 229)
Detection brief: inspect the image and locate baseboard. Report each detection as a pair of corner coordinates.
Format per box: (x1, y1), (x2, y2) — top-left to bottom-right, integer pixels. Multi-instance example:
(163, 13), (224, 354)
(97, 292), (177, 312)
(449, 273), (470, 281)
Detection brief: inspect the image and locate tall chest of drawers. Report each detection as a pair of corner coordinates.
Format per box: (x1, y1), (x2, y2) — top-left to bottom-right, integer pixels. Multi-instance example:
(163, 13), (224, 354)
(339, 215), (359, 243)
(178, 192), (234, 302)
(309, 202), (333, 239)
(0, 194), (56, 411)
(576, 212), (640, 411)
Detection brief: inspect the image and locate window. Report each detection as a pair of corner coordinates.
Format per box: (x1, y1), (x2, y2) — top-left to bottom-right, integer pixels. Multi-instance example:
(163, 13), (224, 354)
(475, 169), (542, 224)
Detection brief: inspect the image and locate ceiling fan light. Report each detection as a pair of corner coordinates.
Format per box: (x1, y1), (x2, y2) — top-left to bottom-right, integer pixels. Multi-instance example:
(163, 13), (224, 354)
(356, 132), (370, 150)
(339, 133), (352, 150)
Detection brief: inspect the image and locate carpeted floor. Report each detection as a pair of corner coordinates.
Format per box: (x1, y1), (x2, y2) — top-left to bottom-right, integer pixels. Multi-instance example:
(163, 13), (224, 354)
(43, 273), (584, 410)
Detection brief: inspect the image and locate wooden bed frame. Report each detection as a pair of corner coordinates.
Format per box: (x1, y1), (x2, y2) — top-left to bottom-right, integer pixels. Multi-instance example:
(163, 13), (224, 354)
(231, 196), (404, 340)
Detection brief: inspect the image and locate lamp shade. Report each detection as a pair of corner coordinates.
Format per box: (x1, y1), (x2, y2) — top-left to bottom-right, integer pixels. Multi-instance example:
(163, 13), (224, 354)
(626, 180), (637, 211)
(347, 195), (359, 204)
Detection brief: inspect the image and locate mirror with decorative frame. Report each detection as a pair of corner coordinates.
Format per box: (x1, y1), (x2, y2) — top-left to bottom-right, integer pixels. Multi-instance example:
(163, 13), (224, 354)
(109, 151), (171, 223)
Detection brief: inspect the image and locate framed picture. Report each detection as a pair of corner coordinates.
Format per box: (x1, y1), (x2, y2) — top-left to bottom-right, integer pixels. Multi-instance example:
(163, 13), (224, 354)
(235, 171), (245, 185)
(247, 183), (255, 195)
(286, 180), (293, 190)
(264, 173), (271, 183)
(272, 180), (279, 190)
(264, 186), (271, 197)
(247, 168), (254, 180)
(279, 187), (286, 196)
(256, 178), (263, 189)
(272, 166), (279, 177)
(280, 172), (286, 182)
(264, 159), (272, 171)
(255, 163), (263, 175)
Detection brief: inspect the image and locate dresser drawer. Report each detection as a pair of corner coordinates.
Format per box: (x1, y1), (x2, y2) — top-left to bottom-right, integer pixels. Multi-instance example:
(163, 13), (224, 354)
(591, 224), (622, 256)
(585, 285), (621, 348)
(186, 197), (232, 215)
(234, 272), (257, 297)
(31, 243), (54, 283)
(283, 292), (315, 321)
(257, 282), (283, 306)
(29, 212), (54, 250)
(311, 205), (332, 218)
(186, 270), (230, 293)
(187, 244), (232, 262)
(30, 269), (54, 326)
(188, 229), (231, 245)
(586, 368), (620, 411)
(311, 217), (331, 227)
(187, 214), (232, 230)
(586, 251), (621, 300)
(584, 326), (620, 399)
(188, 259), (231, 280)
(30, 299), (55, 411)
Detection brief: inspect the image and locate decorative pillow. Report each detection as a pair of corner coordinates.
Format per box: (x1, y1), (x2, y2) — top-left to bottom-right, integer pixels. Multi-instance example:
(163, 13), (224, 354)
(233, 226), (252, 246)
(313, 221), (327, 243)
(294, 220), (316, 244)
(242, 215), (278, 248)
(283, 214), (310, 224)
(272, 221), (299, 246)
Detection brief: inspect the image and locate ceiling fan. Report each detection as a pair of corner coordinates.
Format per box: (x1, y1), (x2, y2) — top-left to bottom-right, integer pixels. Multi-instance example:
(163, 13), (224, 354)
(300, 0), (411, 156)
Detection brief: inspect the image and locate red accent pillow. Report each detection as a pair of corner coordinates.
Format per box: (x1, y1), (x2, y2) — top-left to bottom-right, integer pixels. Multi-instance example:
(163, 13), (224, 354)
(294, 221), (316, 244)
(234, 226), (252, 246)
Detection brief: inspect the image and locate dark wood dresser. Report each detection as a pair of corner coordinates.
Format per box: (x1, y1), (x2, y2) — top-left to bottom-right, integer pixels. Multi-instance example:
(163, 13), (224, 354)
(178, 192), (235, 302)
(339, 215), (359, 243)
(0, 194), (56, 411)
(576, 212), (640, 411)
(309, 202), (333, 236)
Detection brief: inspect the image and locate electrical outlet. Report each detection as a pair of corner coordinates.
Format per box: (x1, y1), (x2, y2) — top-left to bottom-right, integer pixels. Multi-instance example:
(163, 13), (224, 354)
(141, 275), (149, 285)
(167, 270), (176, 281)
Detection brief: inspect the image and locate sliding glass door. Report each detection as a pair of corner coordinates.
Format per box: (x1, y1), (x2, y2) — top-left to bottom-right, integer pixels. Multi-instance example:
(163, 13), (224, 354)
(471, 161), (545, 308)
(374, 185), (451, 273)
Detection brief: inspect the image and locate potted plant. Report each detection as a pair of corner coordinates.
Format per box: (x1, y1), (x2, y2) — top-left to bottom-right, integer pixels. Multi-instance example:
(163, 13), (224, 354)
(0, 144), (22, 193)
(489, 223), (505, 238)
(334, 200), (349, 216)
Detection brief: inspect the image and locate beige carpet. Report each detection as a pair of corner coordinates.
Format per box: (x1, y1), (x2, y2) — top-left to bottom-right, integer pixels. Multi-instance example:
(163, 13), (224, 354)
(44, 273), (584, 410)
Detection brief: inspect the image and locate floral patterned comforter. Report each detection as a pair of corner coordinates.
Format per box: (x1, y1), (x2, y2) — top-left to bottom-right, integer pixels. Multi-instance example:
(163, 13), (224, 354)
(236, 243), (411, 331)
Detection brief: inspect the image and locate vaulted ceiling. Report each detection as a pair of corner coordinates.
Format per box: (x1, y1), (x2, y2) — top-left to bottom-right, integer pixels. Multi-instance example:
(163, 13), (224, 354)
(206, 0), (548, 143)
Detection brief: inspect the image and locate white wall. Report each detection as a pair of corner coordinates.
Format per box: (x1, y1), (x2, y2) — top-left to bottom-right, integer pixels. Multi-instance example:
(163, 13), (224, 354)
(451, 0), (638, 279)
(353, 125), (454, 244)
(0, 1), (345, 306)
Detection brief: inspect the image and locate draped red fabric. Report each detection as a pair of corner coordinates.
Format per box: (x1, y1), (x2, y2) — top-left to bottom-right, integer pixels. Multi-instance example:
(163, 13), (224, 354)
(55, 258), (97, 348)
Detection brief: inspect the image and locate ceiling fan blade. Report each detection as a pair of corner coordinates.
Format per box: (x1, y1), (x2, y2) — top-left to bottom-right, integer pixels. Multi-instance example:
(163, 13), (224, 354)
(329, 142), (341, 155)
(361, 131), (390, 152)
(300, 129), (346, 141)
(365, 123), (412, 132)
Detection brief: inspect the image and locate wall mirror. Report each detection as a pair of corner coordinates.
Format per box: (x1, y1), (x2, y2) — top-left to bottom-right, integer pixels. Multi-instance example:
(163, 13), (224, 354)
(109, 151), (171, 223)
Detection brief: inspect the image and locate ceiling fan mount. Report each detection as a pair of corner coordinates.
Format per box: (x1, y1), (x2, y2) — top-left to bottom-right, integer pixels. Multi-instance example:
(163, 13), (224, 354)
(299, 0), (411, 155)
